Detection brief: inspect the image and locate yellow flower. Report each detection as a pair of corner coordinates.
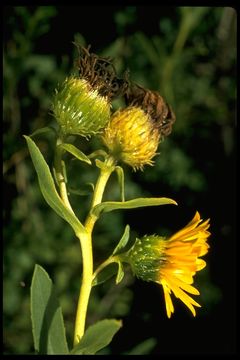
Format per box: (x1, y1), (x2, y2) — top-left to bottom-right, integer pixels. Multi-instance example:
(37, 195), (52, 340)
(159, 211), (210, 318)
(102, 106), (160, 170)
(124, 211), (210, 318)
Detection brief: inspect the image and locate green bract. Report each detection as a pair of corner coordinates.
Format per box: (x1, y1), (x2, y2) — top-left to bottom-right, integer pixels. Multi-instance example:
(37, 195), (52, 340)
(52, 77), (111, 137)
(124, 235), (167, 282)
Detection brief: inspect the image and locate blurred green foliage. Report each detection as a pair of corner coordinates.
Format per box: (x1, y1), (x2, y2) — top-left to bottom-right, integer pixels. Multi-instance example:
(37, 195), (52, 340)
(3, 6), (236, 355)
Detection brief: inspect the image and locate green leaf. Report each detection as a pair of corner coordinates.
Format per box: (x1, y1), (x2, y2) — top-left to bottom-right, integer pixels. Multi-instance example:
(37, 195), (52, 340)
(58, 143), (91, 165)
(124, 338), (157, 355)
(95, 158), (107, 170)
(116, 261), (124, 284)
(31, 265), (69, 355)
(24, 135), (86, 235)
(88, 149), (108, 159)
(92, 263), (118, 287)
(30, 126), (57, 138)
(92, 197), (177, 218)
(68, 183), (94, 196)
(112, 225), (130, 256)
(115, 166), (125, 201)
(71, 319), (122, 355)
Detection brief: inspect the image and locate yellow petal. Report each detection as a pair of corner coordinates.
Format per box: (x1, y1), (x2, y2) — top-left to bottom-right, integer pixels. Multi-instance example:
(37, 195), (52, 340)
(161, 281), (174, 318)
(196, 259), (206, 271)
(163, 274), (201, 316)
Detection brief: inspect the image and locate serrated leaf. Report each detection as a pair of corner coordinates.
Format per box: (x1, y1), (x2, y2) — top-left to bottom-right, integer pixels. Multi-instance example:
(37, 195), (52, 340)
(115, 166), (125, 201)
(24, 135), (86, 235)
(116, 261), (124, 284)
(92, 197), (177, 218)
(112, 225), (130, 256)
(71, 319), (122, 355)
(31, 265), (69, 355)
(92, 263), (118, 287)
(58, 143), (91, 165)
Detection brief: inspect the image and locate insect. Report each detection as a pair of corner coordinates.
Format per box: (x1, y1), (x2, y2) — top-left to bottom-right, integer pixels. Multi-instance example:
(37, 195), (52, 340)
(125, 83), (176, 137)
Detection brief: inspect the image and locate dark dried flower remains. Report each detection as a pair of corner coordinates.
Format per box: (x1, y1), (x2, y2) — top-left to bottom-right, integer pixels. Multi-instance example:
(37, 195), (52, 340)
(74, 43), (129, 100)
(125, 84), (176, 137)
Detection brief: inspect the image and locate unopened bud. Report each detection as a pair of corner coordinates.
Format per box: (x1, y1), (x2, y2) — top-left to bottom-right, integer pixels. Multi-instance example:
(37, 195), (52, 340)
(102, 106), (160, 170)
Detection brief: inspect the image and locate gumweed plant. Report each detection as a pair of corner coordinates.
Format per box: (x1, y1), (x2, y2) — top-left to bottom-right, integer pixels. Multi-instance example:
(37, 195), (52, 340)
(24, 44), (211, 355)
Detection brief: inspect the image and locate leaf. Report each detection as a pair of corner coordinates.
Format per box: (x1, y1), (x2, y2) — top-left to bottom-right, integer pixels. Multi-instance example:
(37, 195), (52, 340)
(68, 183), (94, 196)
(88, 149), (108, 159)
(115, 166), (125, 201)
(31, 265), (69, 355)
(30, 126), (57, 138)
(58, 143), (91, 165)
(93, 225), (130, 286)
(71, 319), (122, 355)
(116, 261), (124, 284)
(92, 197), (177, 218)
(95, 158), (107, 170)
(124, 338), (157, 355)
(24, 135), (86, 235)
(92, 263), (118, 287)
(112, 225), (130, 256)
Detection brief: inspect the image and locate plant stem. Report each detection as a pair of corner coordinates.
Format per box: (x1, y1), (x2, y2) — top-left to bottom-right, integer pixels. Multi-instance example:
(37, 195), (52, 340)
(73, 155), (116, 346)
(92, 256), (118, 281)
(84, 156), (116, 233)
(73, 230), (93, 346)
(54, 138), (74, 213)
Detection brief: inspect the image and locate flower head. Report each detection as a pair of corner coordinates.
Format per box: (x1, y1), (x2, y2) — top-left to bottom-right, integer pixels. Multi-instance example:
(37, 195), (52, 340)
(102, 83), (176, 170)
(102, 106), (160, 170)
(52, 77), (110, 137)
(124, 211), (210, 317)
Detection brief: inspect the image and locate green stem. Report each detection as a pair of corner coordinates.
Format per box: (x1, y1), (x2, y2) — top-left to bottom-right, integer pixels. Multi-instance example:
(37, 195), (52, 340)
(84, 156), (116, 233)
(73, 230), (93, 346)
(92, 256), (118, 281)
(73, 155), (116, 346)
(54, 137), (74, 213)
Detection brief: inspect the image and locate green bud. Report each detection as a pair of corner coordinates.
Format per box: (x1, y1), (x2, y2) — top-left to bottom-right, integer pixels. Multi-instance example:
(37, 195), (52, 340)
(52, 77), (110, 137)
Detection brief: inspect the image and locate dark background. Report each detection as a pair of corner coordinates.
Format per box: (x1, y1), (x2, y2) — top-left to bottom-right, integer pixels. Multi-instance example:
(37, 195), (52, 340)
(3, 6), (236, 355)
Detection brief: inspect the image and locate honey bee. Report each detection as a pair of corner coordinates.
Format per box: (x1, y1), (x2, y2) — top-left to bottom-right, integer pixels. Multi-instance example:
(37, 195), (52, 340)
(125, 83), (176, 137)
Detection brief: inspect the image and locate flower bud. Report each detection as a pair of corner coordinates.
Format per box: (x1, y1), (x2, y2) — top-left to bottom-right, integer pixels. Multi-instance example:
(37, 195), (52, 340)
(102, 106), (160, 170)
(52, 77), (110, 137)
(52, 45), (129, 138)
